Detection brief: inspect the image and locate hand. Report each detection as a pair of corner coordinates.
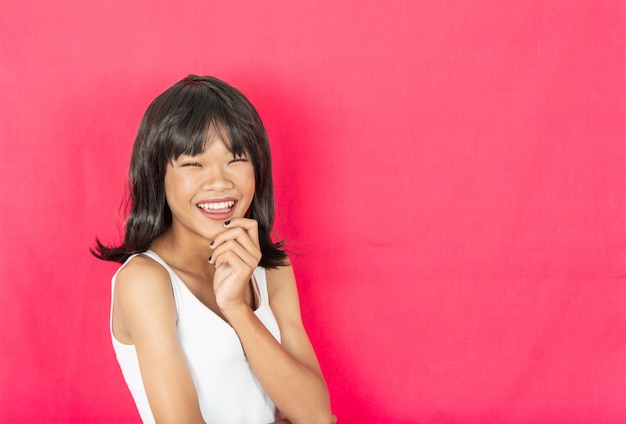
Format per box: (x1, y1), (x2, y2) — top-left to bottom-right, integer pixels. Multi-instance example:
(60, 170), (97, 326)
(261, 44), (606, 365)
(209, 218), (262, 314)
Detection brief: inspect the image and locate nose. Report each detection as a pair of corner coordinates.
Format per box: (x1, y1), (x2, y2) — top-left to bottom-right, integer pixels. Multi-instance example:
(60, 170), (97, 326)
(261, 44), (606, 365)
(201, 164), (232, 191)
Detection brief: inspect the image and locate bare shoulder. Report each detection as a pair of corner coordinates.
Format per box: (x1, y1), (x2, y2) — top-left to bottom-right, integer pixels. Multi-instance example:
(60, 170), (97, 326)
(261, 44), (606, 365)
(265, 260), (305, 326)
(116, 254), (173, 300)
(114, 254), (176, 340)
(265, 259), (297, 299)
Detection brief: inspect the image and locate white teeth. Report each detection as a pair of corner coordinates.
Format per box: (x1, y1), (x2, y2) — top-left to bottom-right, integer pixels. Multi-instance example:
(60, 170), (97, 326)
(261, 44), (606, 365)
(198, 201), (235, 211)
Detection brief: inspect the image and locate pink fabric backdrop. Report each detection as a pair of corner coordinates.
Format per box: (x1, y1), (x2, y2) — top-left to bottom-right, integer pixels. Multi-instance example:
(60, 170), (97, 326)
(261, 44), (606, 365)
(1, 1), (624, 422)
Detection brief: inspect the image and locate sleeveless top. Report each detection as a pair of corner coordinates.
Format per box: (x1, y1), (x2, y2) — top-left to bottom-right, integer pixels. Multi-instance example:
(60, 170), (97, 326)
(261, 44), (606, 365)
(110, 250), (281, 424)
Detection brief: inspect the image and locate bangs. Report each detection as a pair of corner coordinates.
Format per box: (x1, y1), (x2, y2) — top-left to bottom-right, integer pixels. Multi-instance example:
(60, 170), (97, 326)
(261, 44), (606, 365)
(165, 85), (253, 161)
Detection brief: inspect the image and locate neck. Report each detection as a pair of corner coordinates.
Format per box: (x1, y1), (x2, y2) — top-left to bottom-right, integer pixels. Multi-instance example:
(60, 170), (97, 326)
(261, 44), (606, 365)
(150, 228), (215, 275)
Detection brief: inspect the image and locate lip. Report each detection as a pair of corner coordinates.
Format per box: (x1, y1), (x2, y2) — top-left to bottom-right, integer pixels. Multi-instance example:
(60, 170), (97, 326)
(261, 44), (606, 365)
(196, 197), (238, 221)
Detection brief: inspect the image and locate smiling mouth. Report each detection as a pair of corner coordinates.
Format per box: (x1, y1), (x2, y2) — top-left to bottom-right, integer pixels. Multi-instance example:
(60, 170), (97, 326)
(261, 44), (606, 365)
(197, 200), (236, 213)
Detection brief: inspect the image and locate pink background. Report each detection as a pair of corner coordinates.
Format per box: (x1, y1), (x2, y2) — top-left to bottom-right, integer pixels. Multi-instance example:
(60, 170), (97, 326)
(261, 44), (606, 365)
(1, 1), (624, 423)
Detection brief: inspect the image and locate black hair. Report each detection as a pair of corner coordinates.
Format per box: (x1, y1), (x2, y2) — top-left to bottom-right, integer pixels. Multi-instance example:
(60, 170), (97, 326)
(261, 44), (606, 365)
(92, 75), (287, 268)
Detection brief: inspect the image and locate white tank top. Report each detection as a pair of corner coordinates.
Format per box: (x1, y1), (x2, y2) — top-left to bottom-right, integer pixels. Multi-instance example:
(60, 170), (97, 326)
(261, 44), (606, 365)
(110, 250), (281, 424)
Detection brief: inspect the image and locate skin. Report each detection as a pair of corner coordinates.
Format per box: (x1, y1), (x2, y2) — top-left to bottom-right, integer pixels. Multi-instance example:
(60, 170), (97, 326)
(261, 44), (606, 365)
(112, 136), (334, 424)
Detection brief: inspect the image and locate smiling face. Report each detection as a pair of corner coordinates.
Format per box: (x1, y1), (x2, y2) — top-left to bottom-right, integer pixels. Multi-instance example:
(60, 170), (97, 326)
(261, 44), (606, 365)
(123, 76), (281, 263)
(163, 130), (256, 244)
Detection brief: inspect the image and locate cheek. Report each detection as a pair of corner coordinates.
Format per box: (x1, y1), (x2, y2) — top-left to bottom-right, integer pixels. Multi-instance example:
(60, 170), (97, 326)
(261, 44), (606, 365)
(246, 172), (256, 198)
(163, 173), (192, 207)
(233, 165), (255, 194)
(237, 170), (256, 209)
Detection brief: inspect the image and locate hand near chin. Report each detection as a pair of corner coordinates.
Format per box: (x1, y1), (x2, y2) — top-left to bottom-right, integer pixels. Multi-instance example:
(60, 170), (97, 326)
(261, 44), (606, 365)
(209, 218), (262, 316)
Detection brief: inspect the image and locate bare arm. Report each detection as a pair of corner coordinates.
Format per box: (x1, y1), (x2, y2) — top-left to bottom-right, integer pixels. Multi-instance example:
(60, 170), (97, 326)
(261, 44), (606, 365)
(114, 255), (205, 424)
(210, 219), (334, 424)
(220, 266), (334, 423)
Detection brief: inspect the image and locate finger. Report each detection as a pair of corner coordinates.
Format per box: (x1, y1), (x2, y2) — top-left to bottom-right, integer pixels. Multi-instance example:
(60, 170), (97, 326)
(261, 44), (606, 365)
(210, 239), (261, 269)
(211, 228), (260, 262)
(212, 246), (256, 273)
(209, 240), (261, 268)
(210, 222), (259, 253)
(224, 218), (260, 245)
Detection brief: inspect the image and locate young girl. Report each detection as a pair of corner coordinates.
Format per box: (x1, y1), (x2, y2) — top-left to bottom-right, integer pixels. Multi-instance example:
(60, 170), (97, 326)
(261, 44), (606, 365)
(93, 75), (334, 424)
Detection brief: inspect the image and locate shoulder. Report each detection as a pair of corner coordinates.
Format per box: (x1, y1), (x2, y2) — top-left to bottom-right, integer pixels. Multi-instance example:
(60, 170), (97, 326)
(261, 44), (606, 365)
(116, 254), (172, 294)
(115, 254), (176, 326)
(264, 259), (296, 298)
(265, 260), (304, 325)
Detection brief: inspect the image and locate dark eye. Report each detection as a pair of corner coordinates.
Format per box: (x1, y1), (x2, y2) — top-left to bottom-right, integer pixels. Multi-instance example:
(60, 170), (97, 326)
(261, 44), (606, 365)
(182, 162), (202, 167)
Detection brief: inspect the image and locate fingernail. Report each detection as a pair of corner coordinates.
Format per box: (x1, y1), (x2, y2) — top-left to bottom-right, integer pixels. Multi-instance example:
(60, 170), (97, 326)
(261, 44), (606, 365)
(208, 256), (212, 262)
(224, 220), (231, 226)
(209, 240), (214, 247)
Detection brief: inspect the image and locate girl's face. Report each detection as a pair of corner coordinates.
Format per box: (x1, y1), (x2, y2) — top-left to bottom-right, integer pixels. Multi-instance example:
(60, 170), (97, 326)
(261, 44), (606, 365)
(163, 134), (255, 242)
